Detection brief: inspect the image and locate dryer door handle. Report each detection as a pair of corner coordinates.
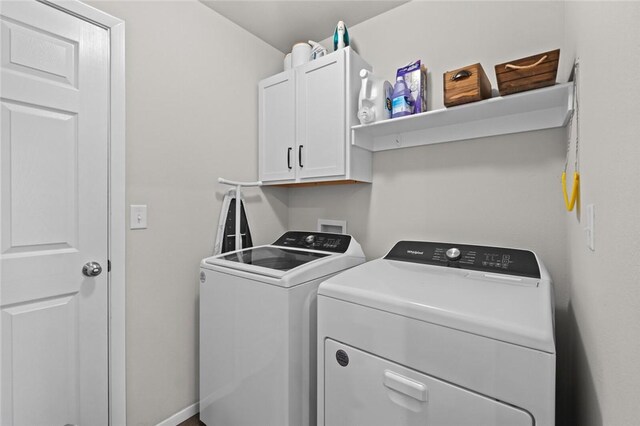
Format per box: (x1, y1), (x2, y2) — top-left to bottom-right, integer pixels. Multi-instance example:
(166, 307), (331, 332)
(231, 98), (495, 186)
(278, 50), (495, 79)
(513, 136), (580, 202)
(383, 370), (428, 402)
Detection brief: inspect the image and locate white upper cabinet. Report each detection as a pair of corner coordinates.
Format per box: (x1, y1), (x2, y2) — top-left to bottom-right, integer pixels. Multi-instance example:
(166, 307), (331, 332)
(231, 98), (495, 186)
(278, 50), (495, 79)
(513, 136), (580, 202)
(259, 47), (372, 186)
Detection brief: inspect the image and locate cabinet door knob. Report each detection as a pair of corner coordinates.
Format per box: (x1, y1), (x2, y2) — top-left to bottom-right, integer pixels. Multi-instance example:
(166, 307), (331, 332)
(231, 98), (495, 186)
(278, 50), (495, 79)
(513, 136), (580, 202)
(287, 147), (292, 170)
(299, 145), (304, 168)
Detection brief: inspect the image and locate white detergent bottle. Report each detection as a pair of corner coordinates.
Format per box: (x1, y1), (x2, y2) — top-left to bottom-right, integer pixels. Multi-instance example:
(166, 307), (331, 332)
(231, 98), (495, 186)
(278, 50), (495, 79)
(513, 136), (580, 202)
(357, 69), (393, 125)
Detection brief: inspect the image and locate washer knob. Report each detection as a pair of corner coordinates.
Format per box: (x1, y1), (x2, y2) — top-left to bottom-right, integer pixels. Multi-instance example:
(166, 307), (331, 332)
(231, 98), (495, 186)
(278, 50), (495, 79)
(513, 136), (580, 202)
(305, 235), (315, 245)
(446, 248), (461, 261)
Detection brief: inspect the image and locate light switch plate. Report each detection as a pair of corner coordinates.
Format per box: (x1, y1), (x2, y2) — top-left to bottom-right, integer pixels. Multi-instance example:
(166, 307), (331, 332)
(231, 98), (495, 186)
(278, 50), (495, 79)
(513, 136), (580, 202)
(130, 205), (147, 229)
(585, 204), (595, 251)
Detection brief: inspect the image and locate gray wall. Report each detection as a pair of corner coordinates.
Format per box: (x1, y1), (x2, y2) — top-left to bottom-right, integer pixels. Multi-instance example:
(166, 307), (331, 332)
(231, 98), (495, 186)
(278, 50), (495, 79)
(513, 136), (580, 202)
(288, 1), (575, 421)
(87, 1), (640, 424)
(563, 2), (640, 425)
(89, 1), (287, 424)
(288, 1), (640, 424)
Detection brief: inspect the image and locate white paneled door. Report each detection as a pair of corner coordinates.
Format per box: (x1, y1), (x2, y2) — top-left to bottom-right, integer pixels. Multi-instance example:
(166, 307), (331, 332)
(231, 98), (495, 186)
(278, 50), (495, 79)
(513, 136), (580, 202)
(0, 1), (109, 425)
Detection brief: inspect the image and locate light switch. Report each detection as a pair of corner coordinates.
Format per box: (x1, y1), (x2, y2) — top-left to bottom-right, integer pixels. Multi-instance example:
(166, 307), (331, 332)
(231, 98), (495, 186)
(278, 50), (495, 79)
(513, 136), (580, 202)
(130, 205), (147, 229)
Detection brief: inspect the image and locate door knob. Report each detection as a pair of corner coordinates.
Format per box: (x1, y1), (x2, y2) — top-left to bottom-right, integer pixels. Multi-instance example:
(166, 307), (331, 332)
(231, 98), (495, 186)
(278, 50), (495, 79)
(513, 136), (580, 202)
(82, 261), (102, 277)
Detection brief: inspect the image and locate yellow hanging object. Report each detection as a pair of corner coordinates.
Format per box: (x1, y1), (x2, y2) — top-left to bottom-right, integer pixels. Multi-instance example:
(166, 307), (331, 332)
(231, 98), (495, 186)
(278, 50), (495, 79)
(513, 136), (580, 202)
(561, 171), (580, 211)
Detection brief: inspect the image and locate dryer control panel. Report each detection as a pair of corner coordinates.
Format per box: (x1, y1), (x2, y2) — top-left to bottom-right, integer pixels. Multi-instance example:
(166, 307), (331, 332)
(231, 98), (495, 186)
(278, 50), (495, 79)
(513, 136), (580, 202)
(384, 241), (541, 278)
(273, 231), (352, 253)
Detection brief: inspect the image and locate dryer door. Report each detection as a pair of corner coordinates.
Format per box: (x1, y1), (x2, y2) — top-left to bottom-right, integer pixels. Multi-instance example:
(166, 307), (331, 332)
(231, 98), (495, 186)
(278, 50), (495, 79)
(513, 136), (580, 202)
(323, 339), (533, 426)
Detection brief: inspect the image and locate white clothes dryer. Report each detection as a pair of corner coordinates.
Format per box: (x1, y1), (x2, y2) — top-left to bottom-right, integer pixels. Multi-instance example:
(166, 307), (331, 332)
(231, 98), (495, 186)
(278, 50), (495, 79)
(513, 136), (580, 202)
(317, 240), (555, 426)
(200, 231), (365, 426)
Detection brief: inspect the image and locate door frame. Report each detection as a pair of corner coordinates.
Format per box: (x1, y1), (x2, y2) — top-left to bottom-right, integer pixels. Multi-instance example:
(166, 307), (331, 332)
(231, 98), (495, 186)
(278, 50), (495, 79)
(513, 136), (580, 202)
(37, 1), (126, 424)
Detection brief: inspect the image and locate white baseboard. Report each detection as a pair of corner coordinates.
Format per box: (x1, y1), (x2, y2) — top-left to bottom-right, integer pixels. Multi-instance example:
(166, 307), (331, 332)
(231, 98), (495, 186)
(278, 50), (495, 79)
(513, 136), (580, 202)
(155, 401), (199, 426)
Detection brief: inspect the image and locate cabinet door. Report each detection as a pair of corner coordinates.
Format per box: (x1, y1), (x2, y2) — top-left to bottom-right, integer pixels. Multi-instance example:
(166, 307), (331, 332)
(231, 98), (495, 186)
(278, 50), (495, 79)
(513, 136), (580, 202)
(259, 71), (295, 183)
(296, 51), (345, 180)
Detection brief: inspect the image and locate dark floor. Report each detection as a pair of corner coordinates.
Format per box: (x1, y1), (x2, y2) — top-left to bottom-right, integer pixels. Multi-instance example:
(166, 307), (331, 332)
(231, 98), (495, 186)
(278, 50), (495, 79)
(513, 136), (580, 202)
(178, 413), (205, 426)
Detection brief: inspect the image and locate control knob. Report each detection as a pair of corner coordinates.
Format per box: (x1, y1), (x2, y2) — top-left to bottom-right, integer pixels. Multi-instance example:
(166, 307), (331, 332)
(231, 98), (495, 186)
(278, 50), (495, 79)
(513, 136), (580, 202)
(445, 247), (461, 261)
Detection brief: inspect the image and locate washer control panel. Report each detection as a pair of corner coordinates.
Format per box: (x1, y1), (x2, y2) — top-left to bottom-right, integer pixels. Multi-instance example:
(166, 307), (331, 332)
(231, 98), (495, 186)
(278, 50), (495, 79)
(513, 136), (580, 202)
(384, 241), (541, 278)
(273, 231), (351, 253)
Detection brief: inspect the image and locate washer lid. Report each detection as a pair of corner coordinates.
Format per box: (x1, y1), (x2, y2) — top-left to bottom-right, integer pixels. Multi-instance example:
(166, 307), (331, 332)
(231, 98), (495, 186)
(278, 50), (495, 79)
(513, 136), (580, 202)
(318, 258), (555, 353)
(215, 246), (330, 272)
(202, 237), (366, 288)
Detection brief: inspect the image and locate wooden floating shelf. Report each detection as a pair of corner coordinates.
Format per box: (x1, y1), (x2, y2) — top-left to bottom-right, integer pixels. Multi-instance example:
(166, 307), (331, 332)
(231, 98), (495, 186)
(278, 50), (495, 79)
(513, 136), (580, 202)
(351, 82), (573, 152)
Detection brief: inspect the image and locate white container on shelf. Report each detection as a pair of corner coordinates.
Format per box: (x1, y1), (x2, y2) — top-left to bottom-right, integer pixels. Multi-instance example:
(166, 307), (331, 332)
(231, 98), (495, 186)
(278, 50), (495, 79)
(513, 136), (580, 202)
(357, 69), (392, 125)
(284, 53), (292, 70)
(291, 42), (311, 68)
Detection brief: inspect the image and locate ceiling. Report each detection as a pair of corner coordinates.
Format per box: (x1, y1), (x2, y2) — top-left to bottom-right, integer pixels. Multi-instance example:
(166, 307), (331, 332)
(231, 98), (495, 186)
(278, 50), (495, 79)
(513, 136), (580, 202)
(199, 1), (409, 53)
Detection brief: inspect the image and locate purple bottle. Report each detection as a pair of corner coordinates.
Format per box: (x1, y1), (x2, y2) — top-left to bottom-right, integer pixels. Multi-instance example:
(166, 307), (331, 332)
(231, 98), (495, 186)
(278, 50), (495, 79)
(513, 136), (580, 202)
(391, 76), (414, 118)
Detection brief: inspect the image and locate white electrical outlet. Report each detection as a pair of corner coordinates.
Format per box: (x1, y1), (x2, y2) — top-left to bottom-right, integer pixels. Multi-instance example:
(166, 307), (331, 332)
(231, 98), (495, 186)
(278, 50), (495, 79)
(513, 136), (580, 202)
(130, 205), (148, 229)
(585, 204), (595, 251)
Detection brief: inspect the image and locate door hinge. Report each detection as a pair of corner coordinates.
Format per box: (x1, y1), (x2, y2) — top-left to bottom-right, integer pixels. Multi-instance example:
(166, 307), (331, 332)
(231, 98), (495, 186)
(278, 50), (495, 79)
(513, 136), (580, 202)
(108, 260), (111, 272)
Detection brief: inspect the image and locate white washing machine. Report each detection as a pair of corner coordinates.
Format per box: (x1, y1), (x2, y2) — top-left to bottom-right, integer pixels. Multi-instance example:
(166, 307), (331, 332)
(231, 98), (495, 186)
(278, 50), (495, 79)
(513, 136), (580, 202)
(200, 231), (365, 426)
(317, 240), (556, 426)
